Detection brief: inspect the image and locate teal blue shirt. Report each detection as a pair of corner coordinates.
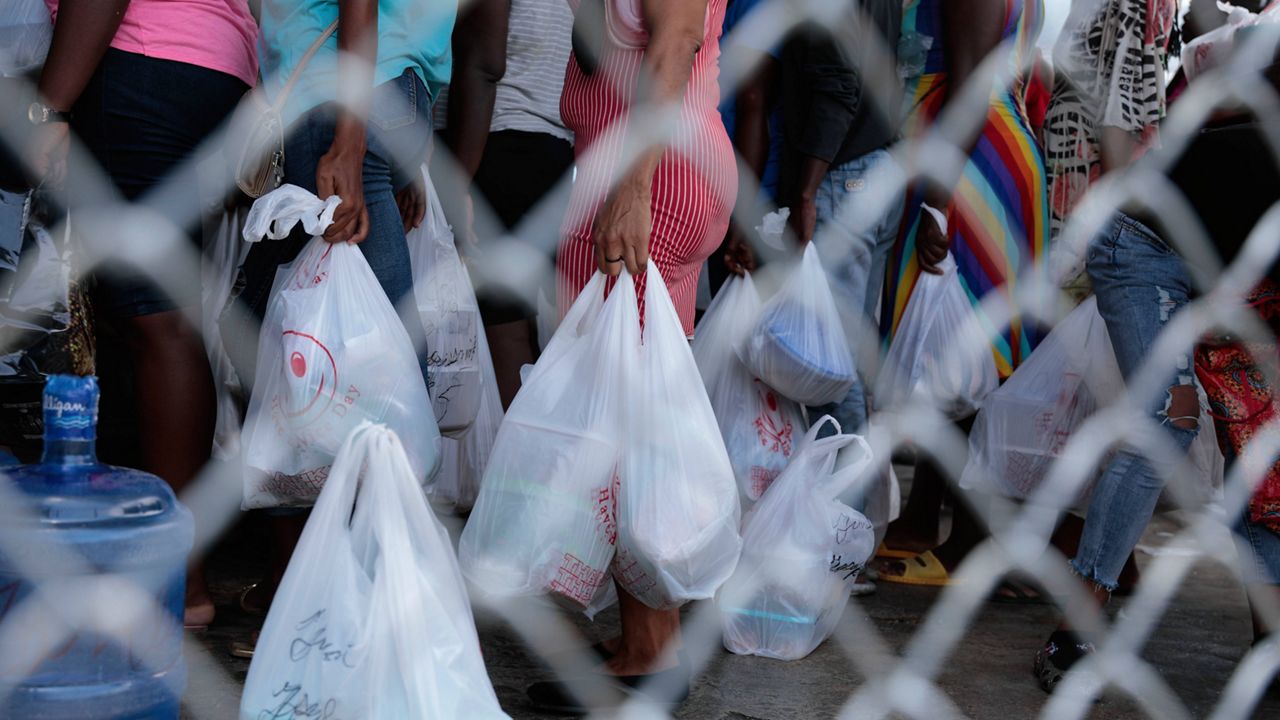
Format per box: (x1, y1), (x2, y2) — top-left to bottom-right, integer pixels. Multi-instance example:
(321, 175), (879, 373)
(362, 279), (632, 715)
(259, 0), (457, 123)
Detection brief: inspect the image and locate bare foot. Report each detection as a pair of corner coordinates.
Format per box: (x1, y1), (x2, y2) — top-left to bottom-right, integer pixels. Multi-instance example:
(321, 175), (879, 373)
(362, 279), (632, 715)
(184, 567), (216, 628)
(602, 644), (680, 676)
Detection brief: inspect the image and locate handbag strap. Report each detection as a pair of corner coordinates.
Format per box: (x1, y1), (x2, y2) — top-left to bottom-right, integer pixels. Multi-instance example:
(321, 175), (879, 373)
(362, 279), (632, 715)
(271, 19), (340, 112)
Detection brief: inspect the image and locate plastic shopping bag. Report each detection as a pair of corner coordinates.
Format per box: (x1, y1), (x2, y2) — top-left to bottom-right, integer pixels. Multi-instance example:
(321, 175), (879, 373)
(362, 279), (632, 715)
(430, 320), (503, 513)
(0, 0), (51, 77)
(240, 423), (508, 720)
(719, 416), (875, 661)
(240, 185), (440, 509)
(875, 253), (997, 419)
(203, 208), (250, 460)
(409, 167), (482, 436)
(1182, 2), (1280, 81)
(613, 266), (743, 609)
(460, 272), (634, 613)
(740, 243), (856, 406)
(960, 297), (1123, 505)
(692, 273), (806, 505)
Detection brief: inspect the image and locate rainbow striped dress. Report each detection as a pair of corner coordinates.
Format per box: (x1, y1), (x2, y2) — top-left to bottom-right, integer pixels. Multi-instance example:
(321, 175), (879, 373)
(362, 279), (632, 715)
(883, 0), (1049, 378)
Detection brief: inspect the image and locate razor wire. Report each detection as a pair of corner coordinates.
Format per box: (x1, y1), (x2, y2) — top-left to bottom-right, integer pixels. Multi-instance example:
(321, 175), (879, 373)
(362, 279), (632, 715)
(1, 0), (1280, 718)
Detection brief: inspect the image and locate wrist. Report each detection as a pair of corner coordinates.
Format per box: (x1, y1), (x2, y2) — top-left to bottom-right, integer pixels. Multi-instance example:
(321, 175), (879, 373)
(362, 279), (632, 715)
(332, 116), (367, 152)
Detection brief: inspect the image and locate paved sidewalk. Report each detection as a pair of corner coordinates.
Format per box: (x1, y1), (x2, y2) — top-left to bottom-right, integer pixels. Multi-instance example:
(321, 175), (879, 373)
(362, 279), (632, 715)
(185, 510), (1280, 720)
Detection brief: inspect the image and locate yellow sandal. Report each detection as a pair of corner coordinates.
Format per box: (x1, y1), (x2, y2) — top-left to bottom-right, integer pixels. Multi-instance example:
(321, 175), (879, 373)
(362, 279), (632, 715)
(876, 550), (952, 587)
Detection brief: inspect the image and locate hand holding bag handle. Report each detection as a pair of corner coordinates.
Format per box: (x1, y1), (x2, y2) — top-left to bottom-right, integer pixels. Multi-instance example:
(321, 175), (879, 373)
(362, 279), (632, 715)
(234, 20), (339, 198)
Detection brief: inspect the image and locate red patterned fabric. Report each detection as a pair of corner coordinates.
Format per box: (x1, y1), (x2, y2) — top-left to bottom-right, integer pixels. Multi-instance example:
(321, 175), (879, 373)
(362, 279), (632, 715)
(1195, 282), (1280, 533)
(556, 0), (737, 335)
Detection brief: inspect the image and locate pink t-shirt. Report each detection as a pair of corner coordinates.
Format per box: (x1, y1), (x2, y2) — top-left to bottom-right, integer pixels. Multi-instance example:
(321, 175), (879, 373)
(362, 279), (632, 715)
(45, 0), (258, 87)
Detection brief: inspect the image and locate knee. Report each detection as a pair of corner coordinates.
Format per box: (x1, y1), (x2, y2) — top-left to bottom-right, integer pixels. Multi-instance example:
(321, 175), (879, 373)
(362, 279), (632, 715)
(1164, 384), (1200, 432)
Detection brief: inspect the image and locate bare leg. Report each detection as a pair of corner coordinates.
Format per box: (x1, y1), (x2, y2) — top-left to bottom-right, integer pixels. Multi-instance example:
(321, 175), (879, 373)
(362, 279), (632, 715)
(604, 585), (681, 675)
(485, 318), (538, 410)
(125, 309), (216, 626)
(881, 462), (944, 553)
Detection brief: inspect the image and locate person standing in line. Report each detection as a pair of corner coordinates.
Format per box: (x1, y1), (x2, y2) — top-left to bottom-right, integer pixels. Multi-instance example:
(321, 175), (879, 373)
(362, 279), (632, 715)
(875, 0), (1049, 586)
(775, 0), (904, 439)
(528, 0), (737, 710)
(27, 0), (257, 629)
(1030, 0), (1198, 693)
(438, 0), (576, 408)
(225, 0), (456, 638)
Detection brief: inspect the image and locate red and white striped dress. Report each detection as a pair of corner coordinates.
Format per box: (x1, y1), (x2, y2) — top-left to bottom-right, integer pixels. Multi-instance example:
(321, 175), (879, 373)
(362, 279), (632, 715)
(556, 0), (737, 335)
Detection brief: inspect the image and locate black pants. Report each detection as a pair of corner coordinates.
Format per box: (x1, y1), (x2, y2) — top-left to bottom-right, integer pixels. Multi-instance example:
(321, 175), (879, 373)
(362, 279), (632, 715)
(470, 129), (574, 324)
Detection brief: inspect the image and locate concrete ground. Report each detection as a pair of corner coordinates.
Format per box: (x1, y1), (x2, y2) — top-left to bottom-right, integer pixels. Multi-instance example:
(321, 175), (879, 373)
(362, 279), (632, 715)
(184, 502), (1280, 720)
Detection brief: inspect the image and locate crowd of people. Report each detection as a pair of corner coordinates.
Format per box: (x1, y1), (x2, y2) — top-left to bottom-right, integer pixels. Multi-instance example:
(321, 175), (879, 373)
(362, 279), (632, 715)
(4, 0), (1280, 712)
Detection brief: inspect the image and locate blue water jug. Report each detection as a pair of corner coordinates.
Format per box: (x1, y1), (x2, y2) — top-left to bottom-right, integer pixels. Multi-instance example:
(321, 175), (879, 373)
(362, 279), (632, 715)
(0, 375), (192, 719)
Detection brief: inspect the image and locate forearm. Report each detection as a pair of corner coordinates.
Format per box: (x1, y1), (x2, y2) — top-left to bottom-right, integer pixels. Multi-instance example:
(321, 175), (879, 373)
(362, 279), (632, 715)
(38, 0), (131, 111)
(928, 0), (1004, 204)
(1099, 125), (1143, 174)
(335, 0), (378, 148)
(790, 154), (831, 205)
(624, 0), (706, 189)
(445, 0), (510, 178)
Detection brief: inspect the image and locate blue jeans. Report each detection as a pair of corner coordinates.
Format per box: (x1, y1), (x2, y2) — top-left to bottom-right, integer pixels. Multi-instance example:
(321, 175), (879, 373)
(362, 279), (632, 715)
(806, 149), (905, 437)
(1072, 214), (1200, 590)
(1235, 510), (1280, 586)
(230, 69), (433, 388)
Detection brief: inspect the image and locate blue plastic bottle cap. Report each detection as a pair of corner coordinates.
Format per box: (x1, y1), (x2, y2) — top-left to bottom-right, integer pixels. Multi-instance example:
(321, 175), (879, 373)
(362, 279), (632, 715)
(43, 374), (99, 442)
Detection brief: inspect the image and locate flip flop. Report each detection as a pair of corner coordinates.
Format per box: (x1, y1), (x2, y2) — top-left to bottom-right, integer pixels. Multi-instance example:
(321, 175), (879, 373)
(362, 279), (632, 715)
(876, 550), (952, 587)
(239, 582), (270, 617)
(875, 543), (918, 560)
(990, 577), (1047, 605)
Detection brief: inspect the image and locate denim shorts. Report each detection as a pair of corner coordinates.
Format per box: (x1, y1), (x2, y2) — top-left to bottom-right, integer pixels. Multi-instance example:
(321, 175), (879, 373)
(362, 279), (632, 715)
(73, 49), (248, 317)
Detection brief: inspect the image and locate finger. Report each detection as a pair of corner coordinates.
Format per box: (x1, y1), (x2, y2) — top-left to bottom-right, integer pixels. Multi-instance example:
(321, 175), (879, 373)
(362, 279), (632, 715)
(349, 206), (370, 245)
(324, 214), (356, 243)
(413, 194), (426, 230)
(624, 241), (642, 277)
(601, 234), (624, 278)
(595, 242), (608, 275)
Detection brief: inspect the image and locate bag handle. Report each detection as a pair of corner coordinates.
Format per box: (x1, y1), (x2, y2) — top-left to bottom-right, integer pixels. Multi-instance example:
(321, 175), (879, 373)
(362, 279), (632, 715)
(271, 20), (340, 113)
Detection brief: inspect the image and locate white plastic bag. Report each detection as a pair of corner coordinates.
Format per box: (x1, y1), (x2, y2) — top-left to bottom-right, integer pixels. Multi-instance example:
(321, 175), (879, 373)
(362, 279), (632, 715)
(613, 266), (742, 608)
(1182, 2), (1279, 81)
(203, 209), (250, 460)
(240, 423), (508, 720)
(430, 320), (503, 513)
(718, 417), (875, 661)
(460, 272), (633, 612)
(240, 185), (440, 509)
(0, 0), (51, 77)
(692, 273), (806, 505)
(960, 297), (1123, 505)
(740, 243), (856, 406)
(875, 253), (998, 419)
(409, 167), (482, 436)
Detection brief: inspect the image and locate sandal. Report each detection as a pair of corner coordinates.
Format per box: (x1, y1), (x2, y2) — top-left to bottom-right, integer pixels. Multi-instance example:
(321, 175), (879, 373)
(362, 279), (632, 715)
(876, 550), (952, 587)
(1033, 630), (1095, 693)
(990, 577), (1046, 605)
(875, 543), (918, 560)
(238, 582), (272, 617)
(229, 631), (260, 660)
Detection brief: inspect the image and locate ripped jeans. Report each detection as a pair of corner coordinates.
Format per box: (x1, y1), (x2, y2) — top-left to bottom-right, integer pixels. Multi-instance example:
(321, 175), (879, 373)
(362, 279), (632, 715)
(1072, 213), (1200, 590)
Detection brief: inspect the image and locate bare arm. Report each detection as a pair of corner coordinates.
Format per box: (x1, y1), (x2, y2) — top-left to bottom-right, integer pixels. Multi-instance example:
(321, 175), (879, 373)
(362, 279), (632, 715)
(319, 0), (378, 244)
(27, 0), (130, 184)
(721, 51), (776, 274)
(445, 0), (510, 179)
(593, 0), (707, 276)
(916, 0), (1005, 273)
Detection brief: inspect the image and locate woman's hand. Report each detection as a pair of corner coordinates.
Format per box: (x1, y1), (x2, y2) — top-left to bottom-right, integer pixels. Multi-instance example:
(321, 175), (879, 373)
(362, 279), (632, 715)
(722, 224), (757, 276)
(395, 173), (426, 233)
(593, 175), (652, 276)
(317, 119), (369, 244)
(916, 190), (950, 275)
(26, 121), (70, 188)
